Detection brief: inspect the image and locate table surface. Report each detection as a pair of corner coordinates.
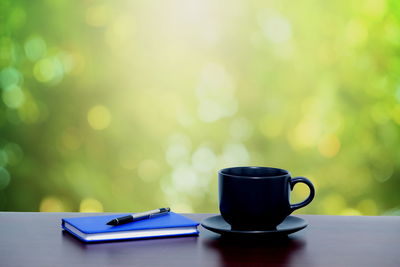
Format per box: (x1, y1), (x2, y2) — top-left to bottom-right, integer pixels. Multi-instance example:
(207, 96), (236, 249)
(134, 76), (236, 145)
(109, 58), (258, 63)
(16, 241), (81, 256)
(0, 212), (399, 267)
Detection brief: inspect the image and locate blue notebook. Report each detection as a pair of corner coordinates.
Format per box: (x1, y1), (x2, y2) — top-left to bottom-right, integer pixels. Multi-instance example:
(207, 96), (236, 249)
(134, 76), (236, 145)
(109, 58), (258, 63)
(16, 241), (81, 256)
(62, 212), (199, 242)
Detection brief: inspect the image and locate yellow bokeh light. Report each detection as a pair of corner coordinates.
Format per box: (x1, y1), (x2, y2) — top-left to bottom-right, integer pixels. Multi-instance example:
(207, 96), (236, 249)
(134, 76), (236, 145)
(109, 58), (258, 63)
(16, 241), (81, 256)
(86, 4), (111, 27)
(33, 57), (64, 84)
(340, 208), (362, 216)
(357, 199), (378, 215)
(321, 193), (347, 214)
(362, 0), (386, 19)
(289, 119), (321, 150)
(339, 208), (362, 216)
(2, 0), (399, 216)
(345, 19), (368, 46)
(39, 196), (65, 212)
(68, 52), (86, 75)
(318, 134), (341, 158)
(104, 15), (135, 51)
(79, 198), (104, 212)
(87, 105), (111, 130)
(33, 58), (55, 83)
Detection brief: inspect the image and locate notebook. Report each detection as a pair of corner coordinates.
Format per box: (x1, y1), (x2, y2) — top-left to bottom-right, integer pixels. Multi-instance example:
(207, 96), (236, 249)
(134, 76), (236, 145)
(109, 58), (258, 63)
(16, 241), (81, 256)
(62, 212), (199, 242)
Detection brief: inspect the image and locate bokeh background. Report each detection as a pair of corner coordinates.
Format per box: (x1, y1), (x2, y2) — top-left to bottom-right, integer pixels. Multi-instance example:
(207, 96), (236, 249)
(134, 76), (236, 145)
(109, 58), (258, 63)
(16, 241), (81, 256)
(1, 0), (399, 215)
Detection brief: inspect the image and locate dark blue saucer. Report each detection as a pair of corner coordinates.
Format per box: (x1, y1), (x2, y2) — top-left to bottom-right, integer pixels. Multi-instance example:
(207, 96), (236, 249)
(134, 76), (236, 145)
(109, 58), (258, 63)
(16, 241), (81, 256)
(201, 215), (307, 236)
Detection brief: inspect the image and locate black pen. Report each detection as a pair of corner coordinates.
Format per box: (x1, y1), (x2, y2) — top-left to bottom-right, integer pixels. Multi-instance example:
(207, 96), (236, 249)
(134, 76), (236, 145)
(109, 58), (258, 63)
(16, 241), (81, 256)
(106, 207), (171, 226)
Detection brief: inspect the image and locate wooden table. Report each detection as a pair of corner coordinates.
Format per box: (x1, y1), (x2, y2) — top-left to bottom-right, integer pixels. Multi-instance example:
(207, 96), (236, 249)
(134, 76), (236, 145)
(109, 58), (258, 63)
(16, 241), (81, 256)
(0, 212), (399, 266)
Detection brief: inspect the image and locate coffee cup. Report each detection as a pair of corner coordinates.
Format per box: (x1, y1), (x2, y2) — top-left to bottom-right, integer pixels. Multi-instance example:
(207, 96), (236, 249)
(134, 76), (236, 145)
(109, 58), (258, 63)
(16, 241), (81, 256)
(219, 166), (315, 230)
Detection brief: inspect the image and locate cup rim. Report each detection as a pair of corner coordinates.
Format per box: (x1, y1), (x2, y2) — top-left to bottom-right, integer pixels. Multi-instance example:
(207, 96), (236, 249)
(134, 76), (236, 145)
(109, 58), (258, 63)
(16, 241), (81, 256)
(219, 166), (289, 179)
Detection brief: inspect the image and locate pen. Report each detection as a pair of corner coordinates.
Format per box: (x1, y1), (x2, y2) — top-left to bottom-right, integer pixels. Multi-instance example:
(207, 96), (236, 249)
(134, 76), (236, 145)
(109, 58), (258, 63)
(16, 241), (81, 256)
(106, 207), (171, 226)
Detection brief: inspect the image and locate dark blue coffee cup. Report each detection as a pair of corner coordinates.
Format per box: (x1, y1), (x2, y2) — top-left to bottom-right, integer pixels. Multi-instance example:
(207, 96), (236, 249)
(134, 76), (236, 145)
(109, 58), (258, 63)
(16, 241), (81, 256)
(219, 166), (315, 230)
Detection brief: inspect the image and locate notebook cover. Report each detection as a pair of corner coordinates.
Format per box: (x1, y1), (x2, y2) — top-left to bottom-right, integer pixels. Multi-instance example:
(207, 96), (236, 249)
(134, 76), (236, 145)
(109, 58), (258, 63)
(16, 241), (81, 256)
(62, 212), (199, 234)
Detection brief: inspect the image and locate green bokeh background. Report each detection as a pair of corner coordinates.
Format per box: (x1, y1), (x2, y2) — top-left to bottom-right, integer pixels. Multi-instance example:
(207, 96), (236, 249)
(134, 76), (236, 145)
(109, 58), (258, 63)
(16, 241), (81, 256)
(1, 0), (399, 215)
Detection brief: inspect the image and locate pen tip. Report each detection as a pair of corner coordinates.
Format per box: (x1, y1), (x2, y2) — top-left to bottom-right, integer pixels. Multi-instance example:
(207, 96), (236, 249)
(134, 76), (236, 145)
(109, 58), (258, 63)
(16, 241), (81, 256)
(107, 220), (116, 226)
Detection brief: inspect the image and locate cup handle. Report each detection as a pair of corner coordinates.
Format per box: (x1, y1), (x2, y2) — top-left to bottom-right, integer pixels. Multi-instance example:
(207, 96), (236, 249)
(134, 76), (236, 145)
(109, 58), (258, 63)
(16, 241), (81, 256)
(289, 176), (315, 212)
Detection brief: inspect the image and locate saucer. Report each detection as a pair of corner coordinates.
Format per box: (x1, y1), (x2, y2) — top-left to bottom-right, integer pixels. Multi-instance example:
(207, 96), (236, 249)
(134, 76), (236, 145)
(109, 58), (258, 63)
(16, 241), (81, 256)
(201, 215), (307, 236)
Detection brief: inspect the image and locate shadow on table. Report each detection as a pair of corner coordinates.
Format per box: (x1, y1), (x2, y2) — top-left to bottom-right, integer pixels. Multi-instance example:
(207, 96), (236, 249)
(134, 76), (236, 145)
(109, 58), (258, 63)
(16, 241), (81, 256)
(202, 232), (307, 267)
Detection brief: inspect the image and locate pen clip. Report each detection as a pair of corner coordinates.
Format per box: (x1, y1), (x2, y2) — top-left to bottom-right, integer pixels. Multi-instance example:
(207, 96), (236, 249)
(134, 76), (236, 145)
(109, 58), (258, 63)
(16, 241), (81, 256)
(150, 208), (170, 218)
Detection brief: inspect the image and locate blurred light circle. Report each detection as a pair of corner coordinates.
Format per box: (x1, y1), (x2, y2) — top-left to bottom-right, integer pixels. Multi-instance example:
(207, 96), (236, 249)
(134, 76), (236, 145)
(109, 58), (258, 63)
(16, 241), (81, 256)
(0, 167), (11, 190)
(357, 199), (378, 215)
(33, 57), (64, 84)
(87, 105), (112, 130)
(362, 0), (386, 19)
(197, 100), (223, 122)
(86, 4), (110, 27)
(2, 85), (25, 108)
(166, 143), (190, 166)
(172, 164), (198, 192)
(68, 52), (86, 75)
(4, 143), (23, 166)
(340, 208), (362, 216)
(34, 58), (55, 82)
(80, 198), (103, 212)
(57, 52), (74, 74)
(24, 36), (47, 61)
(17, 95), (41, 124)
(165, 133), (192, 166)
(345, 20), (368, 46)
(0, 67), (21, 90)
(259, 10), (292, 44)
(221, 143), (250, 166)
(321, 194), (347, 214)
(229, 117), (253, 141)
(39, 196), (64, 212)
(196, 62), (237, 122)
(104, 15), (134, 49)
(191, 146), (216, 172)
(318, 134), (341, 158)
